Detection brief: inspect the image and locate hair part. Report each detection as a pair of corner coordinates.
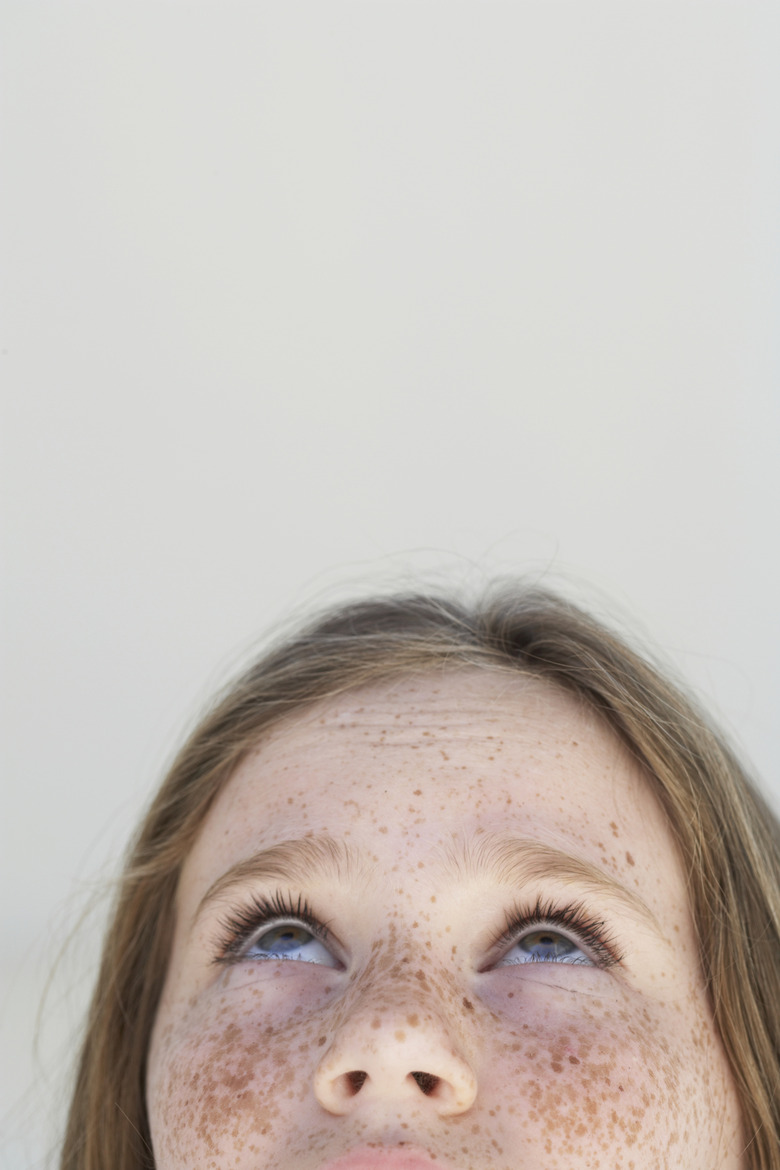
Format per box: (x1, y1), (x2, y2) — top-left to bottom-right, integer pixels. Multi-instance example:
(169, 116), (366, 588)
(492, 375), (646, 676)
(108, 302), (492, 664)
(61, 585), (780, 1170)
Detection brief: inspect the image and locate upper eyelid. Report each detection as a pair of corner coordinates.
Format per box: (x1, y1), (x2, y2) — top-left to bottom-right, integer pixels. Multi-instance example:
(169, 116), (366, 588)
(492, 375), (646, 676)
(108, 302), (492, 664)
(489, 901), (623, 966)
(244, 909), (332, 945)
(242, 917), (333, 955)
(213, 892), (341, 963)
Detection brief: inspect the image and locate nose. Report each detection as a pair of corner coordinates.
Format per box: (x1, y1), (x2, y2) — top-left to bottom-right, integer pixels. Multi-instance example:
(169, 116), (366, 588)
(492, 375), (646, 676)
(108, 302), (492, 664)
(313, 996), (478, 1117)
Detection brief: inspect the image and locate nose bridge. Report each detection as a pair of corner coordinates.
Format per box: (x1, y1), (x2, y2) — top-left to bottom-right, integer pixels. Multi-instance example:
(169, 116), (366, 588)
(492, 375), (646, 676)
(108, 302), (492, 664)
(345, 959), (455, 1049)
(341, 934), (466, 1031)
(313, 946), (478, 1117)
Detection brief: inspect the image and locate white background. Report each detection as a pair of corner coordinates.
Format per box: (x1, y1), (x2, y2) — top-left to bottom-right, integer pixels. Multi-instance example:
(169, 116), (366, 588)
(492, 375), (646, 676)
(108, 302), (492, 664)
(1, 4), (778, 1167)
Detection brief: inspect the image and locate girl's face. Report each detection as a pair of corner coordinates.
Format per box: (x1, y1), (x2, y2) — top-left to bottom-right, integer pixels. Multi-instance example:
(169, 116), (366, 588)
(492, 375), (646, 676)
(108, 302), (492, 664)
(147, 671), (743, 1170)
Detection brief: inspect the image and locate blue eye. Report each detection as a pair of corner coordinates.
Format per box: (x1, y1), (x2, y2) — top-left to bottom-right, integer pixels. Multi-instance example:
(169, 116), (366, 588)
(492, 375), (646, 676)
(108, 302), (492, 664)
(243, 920), (339, 967)
(216, 893), (342, 968)
(491, 899), (621, 970)
(499, 926), (592, 966)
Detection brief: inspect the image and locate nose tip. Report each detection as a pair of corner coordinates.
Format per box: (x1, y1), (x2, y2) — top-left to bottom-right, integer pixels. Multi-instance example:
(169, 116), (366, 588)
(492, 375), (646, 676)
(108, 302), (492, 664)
(314, 1018), (478, 1117)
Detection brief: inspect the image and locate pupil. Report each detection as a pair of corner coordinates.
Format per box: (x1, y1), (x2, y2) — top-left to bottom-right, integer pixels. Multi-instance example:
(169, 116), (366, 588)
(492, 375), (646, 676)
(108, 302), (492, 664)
(261, 924), (309, 953)
(521, 929), (577, 959)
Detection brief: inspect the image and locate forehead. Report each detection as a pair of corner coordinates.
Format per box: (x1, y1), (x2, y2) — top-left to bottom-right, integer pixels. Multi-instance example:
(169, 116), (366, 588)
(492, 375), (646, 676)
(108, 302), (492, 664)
(193, 670), (678, 889)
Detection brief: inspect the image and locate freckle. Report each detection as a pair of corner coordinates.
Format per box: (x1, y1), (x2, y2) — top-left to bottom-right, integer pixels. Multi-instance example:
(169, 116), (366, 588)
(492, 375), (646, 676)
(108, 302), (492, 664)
(430, 895), (436, 903)
(413, 789), (422, 795)
(625, 851), (635, 866)
(317, 1036), (327, 1046)
(371, 1018), (381, 1029)
(462, 997), (474, 1011)
(394, 1030), (406, 1041)
(406, 1014), (419, 1027)
(568, 1054), (580, 1064)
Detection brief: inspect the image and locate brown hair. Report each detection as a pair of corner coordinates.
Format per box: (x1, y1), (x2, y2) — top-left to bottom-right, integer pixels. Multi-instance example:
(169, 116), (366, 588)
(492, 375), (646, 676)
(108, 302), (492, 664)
(60, 585), (780, 1170)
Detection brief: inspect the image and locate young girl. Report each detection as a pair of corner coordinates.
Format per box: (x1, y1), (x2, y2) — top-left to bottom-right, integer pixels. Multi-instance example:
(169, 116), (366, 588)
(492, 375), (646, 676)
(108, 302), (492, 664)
(61, 586), (780, 1169)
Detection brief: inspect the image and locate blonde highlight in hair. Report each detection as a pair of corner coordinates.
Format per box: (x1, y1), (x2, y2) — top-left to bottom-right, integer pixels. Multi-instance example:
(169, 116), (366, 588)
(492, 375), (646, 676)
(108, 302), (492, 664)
(61, 586), (780, 1170)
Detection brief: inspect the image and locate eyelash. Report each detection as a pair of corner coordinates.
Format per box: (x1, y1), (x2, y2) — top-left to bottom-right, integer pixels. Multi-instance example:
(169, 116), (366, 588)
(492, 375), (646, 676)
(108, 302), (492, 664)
(213, 890), (333, 965)
(212, 891), (623, 970)
(492, 897), (623, 968)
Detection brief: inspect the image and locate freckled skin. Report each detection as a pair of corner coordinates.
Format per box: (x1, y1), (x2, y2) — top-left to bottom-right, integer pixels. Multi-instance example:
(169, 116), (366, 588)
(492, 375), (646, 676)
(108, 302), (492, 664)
(147, 673), (744, 1170)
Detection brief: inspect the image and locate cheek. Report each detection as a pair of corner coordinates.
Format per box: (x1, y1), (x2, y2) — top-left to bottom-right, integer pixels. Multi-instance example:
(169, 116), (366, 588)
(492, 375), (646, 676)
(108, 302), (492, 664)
(147, 969), (742, 1170)
(479, 988), (740, 1168)
(147, 976), (335, 1170)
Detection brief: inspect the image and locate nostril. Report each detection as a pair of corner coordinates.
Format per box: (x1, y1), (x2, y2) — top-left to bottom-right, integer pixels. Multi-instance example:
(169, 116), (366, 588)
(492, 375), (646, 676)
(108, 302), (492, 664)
(411, 1071), (440, 1096)
(346, 1070), (368, 1094)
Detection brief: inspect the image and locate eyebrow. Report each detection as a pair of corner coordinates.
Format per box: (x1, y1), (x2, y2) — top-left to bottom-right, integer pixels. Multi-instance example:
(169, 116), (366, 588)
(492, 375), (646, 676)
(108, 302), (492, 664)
(440, 832), (663, 936)
(193, 835), (366, 927)
(194, 831), (663, 938)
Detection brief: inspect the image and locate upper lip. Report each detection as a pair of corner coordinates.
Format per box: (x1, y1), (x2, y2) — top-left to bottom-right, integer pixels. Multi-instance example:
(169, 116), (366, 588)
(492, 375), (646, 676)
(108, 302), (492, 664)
(316, 1148), (455, 1170)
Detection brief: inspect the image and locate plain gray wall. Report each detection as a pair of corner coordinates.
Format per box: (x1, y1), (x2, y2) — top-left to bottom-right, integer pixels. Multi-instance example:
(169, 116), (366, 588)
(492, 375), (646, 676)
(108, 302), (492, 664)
(2, 4), (778, 1167)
